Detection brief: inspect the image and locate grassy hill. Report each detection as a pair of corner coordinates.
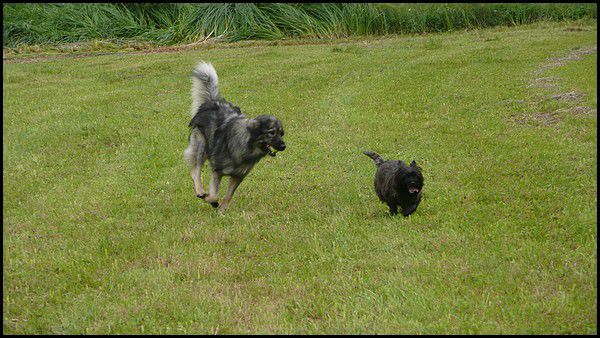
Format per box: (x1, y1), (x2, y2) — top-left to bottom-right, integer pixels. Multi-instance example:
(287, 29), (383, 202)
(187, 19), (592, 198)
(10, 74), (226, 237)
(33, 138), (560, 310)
(3, 22), (597, 334)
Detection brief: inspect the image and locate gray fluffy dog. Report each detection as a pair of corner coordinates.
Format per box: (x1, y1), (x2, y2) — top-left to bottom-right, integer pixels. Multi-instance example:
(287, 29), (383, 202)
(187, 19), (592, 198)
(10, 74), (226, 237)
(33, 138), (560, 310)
(183, 62), (286, 213)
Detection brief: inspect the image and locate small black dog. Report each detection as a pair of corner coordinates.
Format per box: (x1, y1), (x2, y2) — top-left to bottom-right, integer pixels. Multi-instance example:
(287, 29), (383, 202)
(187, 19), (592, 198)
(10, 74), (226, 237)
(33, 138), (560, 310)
(363, 151), (424, 216)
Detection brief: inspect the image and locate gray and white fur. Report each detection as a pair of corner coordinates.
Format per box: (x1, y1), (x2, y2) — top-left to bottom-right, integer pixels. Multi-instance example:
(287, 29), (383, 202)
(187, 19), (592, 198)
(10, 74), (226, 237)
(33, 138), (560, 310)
(184, 61), (286, 212)
(189, 62), (220, 117)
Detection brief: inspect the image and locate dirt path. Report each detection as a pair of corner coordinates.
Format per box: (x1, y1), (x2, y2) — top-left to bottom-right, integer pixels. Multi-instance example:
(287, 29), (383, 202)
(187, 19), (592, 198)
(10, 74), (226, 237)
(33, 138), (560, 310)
(3, 35), (393, 64)
(511, 45), (597, 126)
(2, 41), (221, 64)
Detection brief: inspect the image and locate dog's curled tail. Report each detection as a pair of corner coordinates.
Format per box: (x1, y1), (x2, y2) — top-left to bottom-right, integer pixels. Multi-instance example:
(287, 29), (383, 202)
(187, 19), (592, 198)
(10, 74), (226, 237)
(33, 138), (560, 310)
(363, 151), (384, 166)
(190, 61), (221, 117)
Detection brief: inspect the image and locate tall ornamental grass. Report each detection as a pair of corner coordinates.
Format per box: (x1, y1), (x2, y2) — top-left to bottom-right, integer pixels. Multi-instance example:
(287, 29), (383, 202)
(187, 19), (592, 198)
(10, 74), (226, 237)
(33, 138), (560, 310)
(3, 3), (597, 47)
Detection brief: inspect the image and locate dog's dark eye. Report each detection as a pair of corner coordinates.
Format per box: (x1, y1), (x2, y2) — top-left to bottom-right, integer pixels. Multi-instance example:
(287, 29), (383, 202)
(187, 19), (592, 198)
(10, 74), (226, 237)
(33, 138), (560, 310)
(267, 130), (276, 137)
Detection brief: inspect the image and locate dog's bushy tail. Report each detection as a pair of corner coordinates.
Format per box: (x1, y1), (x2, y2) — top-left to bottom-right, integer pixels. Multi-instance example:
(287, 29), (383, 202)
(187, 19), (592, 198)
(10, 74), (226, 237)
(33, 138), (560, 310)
(363, 151), (384, 166)
(190, 61), (220, 117)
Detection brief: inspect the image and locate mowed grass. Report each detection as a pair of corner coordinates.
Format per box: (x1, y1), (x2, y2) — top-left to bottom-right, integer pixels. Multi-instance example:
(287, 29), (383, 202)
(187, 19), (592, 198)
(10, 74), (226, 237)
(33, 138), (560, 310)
(3, 22), (597, 334)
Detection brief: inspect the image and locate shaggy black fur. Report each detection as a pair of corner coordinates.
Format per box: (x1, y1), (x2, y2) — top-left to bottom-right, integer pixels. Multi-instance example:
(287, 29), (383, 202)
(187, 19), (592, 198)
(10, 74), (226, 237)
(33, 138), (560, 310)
(363, 151), (424, 216)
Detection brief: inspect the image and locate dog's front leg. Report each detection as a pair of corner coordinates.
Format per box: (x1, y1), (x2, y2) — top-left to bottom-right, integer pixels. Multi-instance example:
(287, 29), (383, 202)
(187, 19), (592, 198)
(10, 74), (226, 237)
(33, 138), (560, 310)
(205, 170), (222, 208)
(218, 176), (244, 213)
(401, 204), (418, 217)
(388, 204), (398, 216)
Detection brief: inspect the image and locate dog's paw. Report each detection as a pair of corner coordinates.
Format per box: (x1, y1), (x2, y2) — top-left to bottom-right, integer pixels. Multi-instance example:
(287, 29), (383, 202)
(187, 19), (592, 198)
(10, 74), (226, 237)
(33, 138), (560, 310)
(401, 205), (418, 217)
(196, 193), (207, 199)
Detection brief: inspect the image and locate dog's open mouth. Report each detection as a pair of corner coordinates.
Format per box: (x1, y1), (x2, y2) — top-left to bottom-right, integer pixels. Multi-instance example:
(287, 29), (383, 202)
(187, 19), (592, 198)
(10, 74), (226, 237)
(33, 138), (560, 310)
(408, 187), (420, 194)
(264, 144), (277, 157)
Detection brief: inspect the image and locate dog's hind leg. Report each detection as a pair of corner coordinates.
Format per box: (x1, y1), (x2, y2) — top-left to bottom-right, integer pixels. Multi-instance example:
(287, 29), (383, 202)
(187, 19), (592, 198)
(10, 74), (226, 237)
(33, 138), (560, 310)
(192, 154), (208, 199)
(184, 128), (207, 198)
(205, 170), (222, 208)
(218, 176), (244, 213)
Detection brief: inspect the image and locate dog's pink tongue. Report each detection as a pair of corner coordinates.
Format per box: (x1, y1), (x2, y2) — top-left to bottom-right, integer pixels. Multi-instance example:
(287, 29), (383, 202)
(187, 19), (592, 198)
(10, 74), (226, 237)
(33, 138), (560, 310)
(409, 188), (419, 194)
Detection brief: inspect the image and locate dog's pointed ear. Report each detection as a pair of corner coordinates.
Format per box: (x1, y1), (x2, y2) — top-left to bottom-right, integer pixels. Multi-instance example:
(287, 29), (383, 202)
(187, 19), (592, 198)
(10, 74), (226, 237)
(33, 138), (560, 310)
(410, 160), (417, 167)
(247, 119), (260, 131)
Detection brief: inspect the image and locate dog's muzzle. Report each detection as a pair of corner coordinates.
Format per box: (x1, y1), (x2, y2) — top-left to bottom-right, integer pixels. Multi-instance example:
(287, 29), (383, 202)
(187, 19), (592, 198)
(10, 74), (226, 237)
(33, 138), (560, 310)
(265, 142), (286, 157)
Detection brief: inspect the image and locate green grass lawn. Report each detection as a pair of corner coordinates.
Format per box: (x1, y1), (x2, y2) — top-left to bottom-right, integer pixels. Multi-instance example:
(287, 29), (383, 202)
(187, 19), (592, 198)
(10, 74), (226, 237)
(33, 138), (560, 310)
(3, 22), (597, 334)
